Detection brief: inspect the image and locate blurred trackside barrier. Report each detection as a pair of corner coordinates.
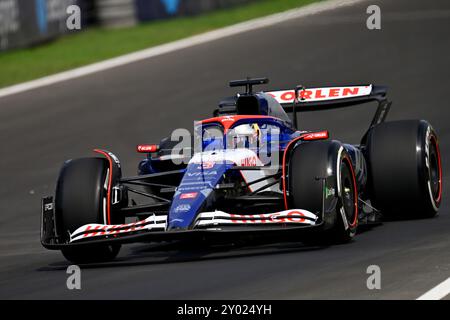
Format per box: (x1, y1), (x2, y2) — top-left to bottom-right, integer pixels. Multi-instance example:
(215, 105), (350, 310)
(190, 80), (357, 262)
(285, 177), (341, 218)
(134, 0), (259, 22)
(98, 0), (261, 27)
(0, 0), (260, 51)
(0, 0), (93, 51)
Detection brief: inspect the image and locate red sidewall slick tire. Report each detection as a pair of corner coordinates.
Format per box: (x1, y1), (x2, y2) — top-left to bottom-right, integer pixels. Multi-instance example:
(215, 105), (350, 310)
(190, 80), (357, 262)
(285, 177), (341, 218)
(55, 157), (121, 263)
(367, 120), (442, 218)
(287, 140), (358, 244)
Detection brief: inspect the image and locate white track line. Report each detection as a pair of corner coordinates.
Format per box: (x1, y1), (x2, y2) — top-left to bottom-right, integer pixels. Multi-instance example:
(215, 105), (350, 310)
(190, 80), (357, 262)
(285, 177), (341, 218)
(417, 277), (450, 300)
(0, 0), (366, 99)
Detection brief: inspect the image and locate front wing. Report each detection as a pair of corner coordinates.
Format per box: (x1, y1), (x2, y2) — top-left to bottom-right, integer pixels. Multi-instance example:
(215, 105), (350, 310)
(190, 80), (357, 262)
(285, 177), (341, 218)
(41, 196), (322, 249)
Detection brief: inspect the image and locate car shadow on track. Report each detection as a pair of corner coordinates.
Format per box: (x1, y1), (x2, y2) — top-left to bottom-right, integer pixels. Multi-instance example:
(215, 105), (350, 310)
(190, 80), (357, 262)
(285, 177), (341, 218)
(36, 238), (331, 271)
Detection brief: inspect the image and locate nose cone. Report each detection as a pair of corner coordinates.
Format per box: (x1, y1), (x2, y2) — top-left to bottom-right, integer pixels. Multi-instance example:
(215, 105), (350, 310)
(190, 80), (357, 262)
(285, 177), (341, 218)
(167, 162), (230, 230)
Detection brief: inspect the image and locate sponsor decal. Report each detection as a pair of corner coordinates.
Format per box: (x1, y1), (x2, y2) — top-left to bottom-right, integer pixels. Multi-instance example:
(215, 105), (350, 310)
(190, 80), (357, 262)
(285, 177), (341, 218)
(229, 210), (306, 224)
(137, 144), (159, 153)
(180, 192), (198, 200)
(269, 211), (306, 223)
(198, 161), (215, 169)
(301, 131), (329, 141)
(325, 187), (335, 199)
(70, 215), (167, 242)
(267, 85), (372, 103)
(178, 184), (211, 190)
(175, 204), (191, 212)
(81, 221), (147, 238)
(194, 210), (317, 228)
(240, 156), (258, 167)
(187, 171), (218, 177)
(220, 116), (235, 123)
(184, 170), (219, 182)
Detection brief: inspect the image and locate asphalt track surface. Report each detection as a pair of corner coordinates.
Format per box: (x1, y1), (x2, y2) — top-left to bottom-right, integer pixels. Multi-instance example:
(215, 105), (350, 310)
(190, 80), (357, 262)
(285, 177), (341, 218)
(0, 0), (449, 299)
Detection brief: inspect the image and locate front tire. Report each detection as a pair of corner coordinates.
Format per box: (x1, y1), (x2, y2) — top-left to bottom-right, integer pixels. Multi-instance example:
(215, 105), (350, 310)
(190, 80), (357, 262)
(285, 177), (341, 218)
(288, 141), (359, 244)
(55, 158), (122, 263)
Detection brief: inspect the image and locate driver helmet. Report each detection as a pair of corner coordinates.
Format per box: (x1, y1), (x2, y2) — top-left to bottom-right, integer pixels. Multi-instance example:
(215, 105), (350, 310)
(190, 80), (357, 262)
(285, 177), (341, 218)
(229, 123), (260, 149)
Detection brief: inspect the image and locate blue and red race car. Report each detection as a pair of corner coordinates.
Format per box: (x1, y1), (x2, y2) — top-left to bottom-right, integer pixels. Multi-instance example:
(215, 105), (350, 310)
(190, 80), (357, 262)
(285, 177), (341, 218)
(41, 77), (443, 263)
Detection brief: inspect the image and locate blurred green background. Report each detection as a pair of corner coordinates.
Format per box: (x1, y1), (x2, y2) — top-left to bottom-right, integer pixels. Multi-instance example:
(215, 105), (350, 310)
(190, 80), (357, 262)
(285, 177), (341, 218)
(0, 0), (319, 88)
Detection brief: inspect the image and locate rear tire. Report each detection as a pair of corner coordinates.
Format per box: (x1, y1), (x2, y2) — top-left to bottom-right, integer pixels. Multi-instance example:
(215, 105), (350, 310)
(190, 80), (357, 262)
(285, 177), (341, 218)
(366, 120), (442, 218)
(288, 141), (359, 244)
(55, 158), (122, 263)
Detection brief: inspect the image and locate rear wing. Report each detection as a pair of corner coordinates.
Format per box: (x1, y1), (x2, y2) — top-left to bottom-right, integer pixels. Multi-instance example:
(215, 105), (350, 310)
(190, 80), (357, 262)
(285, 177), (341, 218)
(217, 78), (391, 137)
(264, 84), (391, 129)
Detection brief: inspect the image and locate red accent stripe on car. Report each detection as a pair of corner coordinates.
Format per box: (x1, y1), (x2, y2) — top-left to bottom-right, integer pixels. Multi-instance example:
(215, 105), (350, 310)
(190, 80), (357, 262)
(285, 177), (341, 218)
(93, 149), (113, 225)
(281, 136), (303, 210)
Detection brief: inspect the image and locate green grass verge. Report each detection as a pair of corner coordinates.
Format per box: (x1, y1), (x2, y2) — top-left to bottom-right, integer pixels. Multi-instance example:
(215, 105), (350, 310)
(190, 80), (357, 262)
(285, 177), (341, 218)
(0, 0), (320, 88)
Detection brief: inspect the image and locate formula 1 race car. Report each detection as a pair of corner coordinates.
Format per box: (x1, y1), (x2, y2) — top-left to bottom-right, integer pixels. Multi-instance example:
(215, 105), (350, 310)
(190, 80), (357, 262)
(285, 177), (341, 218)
(41, 77), (443, 263)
